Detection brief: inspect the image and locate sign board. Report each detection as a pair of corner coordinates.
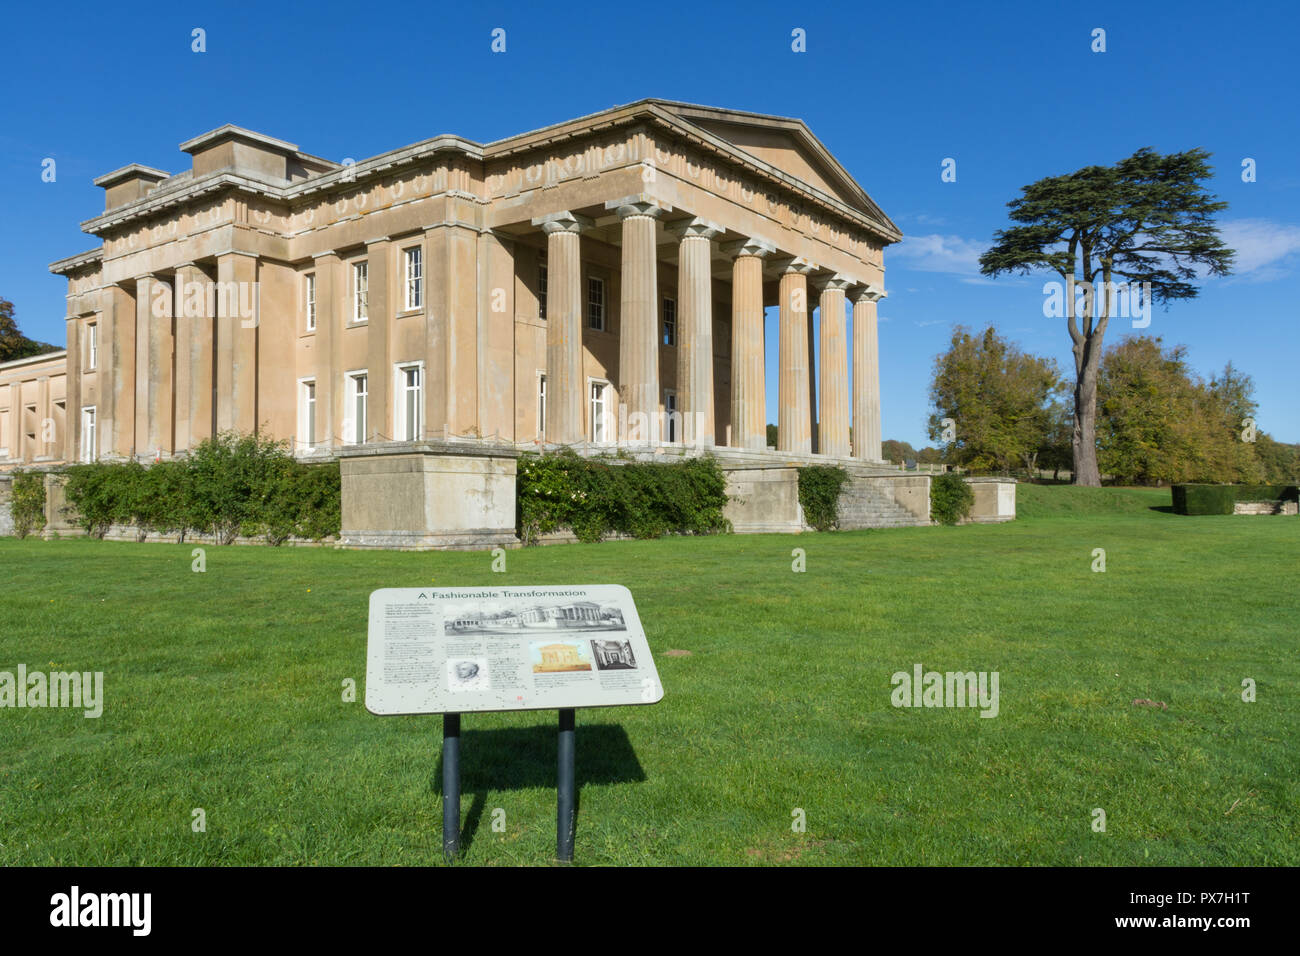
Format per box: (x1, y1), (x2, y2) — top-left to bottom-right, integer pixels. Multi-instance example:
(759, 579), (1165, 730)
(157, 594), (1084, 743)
(365, 585), (664, 716)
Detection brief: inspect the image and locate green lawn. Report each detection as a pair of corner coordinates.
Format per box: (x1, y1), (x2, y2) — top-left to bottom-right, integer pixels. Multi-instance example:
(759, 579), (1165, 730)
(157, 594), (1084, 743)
(1, 485), (1295, 866)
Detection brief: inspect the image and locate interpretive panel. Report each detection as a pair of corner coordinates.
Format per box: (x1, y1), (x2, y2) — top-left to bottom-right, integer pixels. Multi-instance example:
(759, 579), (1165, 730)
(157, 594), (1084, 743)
(365, 585), (664, 715)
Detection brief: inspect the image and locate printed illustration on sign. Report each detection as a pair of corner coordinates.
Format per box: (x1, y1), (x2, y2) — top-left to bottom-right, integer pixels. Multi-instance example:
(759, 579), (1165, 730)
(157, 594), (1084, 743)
(531, 641), (593, 674)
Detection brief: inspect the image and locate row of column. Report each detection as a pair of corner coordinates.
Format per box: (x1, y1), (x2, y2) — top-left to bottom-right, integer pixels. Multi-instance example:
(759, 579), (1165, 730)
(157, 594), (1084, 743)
(532, 202), (884, 460)
(93, 253), (259, 460)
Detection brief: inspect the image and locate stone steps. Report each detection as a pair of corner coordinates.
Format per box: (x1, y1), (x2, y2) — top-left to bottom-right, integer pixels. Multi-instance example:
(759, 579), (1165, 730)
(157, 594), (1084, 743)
(836, 483), (930, 529)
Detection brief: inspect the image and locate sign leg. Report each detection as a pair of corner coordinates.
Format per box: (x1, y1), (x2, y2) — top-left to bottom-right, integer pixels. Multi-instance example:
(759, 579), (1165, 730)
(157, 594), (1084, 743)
(443, 712), (461, 862)
(557, 708), (576, 863)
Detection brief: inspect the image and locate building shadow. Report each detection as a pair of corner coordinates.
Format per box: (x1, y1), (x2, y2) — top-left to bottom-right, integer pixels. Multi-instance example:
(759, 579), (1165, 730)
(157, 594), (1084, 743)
(430, 721), (646, 855)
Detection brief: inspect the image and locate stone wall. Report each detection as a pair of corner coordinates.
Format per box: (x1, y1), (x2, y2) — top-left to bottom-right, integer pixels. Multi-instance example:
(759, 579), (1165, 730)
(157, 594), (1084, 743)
(0, 474), (12, 536)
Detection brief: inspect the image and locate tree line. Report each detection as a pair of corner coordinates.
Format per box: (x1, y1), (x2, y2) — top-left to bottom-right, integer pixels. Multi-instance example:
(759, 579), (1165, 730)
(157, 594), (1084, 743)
(916, 324), (1296, 485)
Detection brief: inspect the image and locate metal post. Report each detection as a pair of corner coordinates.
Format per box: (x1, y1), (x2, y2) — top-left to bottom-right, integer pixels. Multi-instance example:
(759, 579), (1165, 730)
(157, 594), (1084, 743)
(442, 712), (461, 862)
(557, 708), (576, 863)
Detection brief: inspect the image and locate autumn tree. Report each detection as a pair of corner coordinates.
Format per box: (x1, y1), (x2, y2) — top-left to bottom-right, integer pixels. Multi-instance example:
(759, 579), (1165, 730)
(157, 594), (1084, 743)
(927, 325), (1066, 477)
(979, 148), (1234, 485)
(1097, 337), (1258, 484)
(0, 298), (59, 363)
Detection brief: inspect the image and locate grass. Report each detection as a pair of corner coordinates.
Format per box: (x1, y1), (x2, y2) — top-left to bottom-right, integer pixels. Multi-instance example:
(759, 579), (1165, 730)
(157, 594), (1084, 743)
(0, 484), (1295, 866)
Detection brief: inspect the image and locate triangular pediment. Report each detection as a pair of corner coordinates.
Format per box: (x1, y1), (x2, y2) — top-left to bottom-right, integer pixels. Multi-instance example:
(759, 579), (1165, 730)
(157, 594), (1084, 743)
(651, 101), (900, 241)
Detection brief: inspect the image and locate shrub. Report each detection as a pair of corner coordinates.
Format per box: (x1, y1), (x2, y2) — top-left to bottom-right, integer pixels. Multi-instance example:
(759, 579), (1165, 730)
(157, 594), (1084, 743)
(62, 463), (131, 538)
(1172, 483), (1299, 515)
(930, 472), (975, 525)
(11, 470), (46, 539)
(797, 466), (850, 532)
(60, 432), (342, 545)
(517, 451), (730, 545)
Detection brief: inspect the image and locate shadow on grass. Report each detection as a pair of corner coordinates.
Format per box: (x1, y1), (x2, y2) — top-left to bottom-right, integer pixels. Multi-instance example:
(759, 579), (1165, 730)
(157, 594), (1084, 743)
(1148, 505), (1176, 514)
(431, 721), (646, 856)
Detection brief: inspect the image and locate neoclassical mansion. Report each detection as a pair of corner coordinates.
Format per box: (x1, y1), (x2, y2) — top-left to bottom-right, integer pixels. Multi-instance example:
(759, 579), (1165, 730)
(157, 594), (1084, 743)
(2, 99), (898, 471)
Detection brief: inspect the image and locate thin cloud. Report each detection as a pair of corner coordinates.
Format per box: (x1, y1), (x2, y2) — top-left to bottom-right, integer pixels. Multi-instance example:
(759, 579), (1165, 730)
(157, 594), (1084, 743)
(1218, 219), (1300, 281)
(890, 233), (985, 276)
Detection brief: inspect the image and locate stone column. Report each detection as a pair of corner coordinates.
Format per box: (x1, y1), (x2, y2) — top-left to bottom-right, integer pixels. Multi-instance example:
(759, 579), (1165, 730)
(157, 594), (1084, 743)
(532, 212), (592, 444)
(35, 376), (50, 459)
(366, 240), (391, 443)
(172, 266), (192, 454)
(134, 276), (154, 455)
(215, 252), (259, 434)
(723, 238), (774, 450)
(776, 257), (815, 454)
(179, 264), (215, 448)
(607, 196), (670, 443)
(816, 275), (852, 458)
(103, 284), (134, 458)
(145, 274), (174, 457)
(65, 317), (81, 462)
(313, 251), (340, 450)
(852, 284), (885, 461)
(669, 217), (723, 447)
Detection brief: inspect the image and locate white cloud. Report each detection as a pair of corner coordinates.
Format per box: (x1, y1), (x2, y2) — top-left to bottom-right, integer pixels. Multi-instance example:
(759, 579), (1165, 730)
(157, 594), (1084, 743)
(889, 234), (985, 276)
(1218, 219), (1300, 280)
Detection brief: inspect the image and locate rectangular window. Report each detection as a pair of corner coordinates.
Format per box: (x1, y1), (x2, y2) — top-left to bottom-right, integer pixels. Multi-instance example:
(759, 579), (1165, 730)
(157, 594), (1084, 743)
(305, 274), (317, 331)
(664, 389), (679, 443)
(346, 372), (368, 444)
(396, 363), (423, 441)
(300, 380), (316, 451)
(353, 262), (369, 322)
(590, 381), (608, 443)
(80, 406), (96, 462)
(587, 277), (605, 330)
(662, 297), (676, 347)
(405, 247), (423, 311)
(537, 373), (547, 439)
(538, 263), (548, 320)
(87, 323), (98, 370)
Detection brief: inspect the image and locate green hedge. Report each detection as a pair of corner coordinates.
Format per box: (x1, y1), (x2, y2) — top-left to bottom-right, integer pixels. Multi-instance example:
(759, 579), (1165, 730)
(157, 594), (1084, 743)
(11, 470), (46, 539)
(930, 472), (975, 525)
(797, 466), (850, 532)
(61, 432), (341, 544)
(517, 450), (730, 544)
(1172, 483), (1300, 515)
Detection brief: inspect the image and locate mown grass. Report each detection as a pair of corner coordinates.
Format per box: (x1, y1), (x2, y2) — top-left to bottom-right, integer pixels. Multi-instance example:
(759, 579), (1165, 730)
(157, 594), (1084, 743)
(0, 485), (1295, 866)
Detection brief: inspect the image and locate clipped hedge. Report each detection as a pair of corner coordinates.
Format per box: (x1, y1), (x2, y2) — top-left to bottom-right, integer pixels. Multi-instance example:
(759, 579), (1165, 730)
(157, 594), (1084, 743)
(11, 470), (46, 539)
(930, 472), (975, 526)
(517, 450), (730, 545)
(1172, 483), (1299, 515)
(797, 466), (850, 531)
(61, 432), (341, 544)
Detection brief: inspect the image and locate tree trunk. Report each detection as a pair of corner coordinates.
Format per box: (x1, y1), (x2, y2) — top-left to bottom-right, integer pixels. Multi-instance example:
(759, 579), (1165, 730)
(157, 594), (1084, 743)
(1072, 335), (1103, 486)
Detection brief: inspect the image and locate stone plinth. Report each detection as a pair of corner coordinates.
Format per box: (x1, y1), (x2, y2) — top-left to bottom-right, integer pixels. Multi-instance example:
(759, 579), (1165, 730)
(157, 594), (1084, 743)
(723, 467), (804, 534)
(964, 477), (1016, 523)
(339, 441), (519, 549)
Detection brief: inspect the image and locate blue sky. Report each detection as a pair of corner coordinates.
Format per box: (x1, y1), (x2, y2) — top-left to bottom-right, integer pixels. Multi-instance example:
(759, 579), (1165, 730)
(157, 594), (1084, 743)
(1, 0), (1296, 444)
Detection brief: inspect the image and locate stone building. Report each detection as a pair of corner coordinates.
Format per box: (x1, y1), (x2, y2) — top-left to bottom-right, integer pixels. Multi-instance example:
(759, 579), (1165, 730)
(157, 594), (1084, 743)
(4, 100), (1021, 544)
(21, 99), (897, 469)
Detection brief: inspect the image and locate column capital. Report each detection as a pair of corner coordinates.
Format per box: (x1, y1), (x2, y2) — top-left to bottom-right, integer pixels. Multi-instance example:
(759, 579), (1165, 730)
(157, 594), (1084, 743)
(667, 216), (724, 241)
(721, 237), (776, 259)
(531, 210), (595, 235)
(773, 256), (817, 275)
(814, 273), (854, 293)
(851, 283), (887, 303)
(311, 249), (340, 260)
(604, 195), (671, 220)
